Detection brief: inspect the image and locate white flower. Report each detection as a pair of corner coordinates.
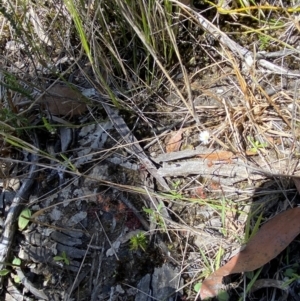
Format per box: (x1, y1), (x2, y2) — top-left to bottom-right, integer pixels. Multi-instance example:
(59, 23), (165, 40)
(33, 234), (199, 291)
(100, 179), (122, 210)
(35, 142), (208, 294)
(199, 131), (210, 145)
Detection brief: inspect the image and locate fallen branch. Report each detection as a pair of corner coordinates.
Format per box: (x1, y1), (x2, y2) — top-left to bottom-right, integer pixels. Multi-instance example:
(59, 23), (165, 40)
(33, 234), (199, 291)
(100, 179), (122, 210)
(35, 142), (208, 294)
(193, 9), (300, 77)
(0, 134), (39, 289)
(16, 268), (49, 300)
(102, 103), (170, 191)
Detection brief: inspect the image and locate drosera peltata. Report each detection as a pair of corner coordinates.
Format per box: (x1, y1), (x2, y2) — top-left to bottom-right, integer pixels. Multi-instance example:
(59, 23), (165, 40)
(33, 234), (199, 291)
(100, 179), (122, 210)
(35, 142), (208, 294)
(0, 257), (22, 284)
(18, 208), (32, 231)
(53, 251), (70, 265)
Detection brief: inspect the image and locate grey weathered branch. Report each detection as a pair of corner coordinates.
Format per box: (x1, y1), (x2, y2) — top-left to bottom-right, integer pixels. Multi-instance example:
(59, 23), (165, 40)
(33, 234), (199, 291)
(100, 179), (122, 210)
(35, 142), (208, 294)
(156, 152), (299, 194)
(157, 157), (264, 186)
(194, 10), (300, 77)
(16, 268), (49, 300)
(102, 103), (170, 191)
(0, 134), (39, 289)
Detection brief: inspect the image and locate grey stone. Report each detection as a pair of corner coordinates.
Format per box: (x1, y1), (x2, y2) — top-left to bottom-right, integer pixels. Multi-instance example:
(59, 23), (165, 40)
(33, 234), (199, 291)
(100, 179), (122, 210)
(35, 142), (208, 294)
(135, 264), (183, 301)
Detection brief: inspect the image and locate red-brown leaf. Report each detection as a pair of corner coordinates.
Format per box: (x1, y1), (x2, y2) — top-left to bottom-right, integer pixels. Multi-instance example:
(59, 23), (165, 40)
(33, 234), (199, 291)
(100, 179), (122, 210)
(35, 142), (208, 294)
(39, 84), (87, 117)
(193, 187), (207, 199)
(166, 130), (183, 153)
(200, 207), (300, 299)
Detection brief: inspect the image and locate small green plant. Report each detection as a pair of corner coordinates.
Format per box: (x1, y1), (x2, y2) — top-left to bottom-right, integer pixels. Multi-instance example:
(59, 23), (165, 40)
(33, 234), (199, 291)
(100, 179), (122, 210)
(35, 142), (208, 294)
(143, 202), (166, 231)
(0, 269), (9, 276)
(11, 258), (21, 283)
(258, 34), (271, 50)
(53, 251), (70, 265)
(0, 257), (22, 283)
(282, 265), (300, 287)
(12, 258), (21, 267)
(129, 232), (148, 251)
(42, 117), (57, 135)
(18, 208), (31, 231)
(247, 136), (267, 153)
(171, 179), (181, 190)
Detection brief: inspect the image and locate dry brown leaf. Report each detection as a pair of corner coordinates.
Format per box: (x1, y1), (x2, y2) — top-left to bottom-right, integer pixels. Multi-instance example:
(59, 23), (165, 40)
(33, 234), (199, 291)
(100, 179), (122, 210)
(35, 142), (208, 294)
(197, 150), (257, 161)
(166, 130), (183, 153)
(200, 207), (300, 299)
(193, 187), (207, 199)
(197, 151), (236, 161)
(39, 84), (87, 117)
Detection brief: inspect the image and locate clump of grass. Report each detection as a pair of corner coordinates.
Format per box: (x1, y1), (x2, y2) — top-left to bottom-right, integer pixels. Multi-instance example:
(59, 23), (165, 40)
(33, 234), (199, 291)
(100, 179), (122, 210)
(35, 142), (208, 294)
(129, 232), (148, 252)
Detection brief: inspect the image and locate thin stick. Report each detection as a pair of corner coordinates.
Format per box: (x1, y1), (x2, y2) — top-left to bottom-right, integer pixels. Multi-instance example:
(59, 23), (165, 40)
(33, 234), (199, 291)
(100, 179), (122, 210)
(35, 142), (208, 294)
(65, 234), (94, 301)
(95, 212), (119, 261)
